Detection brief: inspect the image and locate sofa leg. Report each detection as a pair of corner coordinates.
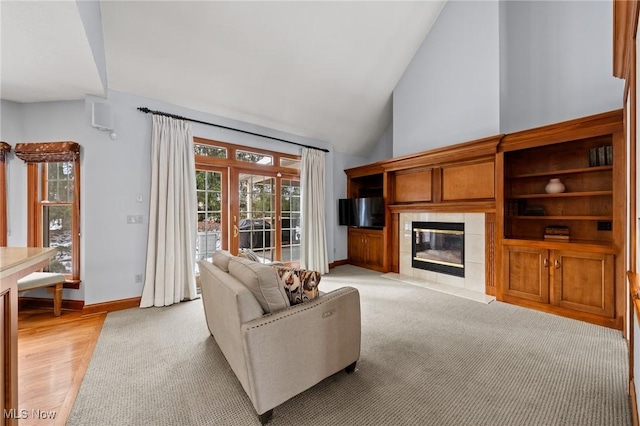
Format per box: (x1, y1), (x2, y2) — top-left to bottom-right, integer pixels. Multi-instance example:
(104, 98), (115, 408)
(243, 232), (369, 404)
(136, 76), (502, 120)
(258, 409), (273, 425)
(345, 361), (357, 374)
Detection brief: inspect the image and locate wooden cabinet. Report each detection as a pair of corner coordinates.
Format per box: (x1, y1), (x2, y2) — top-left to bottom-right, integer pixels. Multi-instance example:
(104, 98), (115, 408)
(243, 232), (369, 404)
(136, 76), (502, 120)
(344, 165), (390, 272)
(503, 245), (549, 303)
(348, 228), (385, 271)
(553, 249), (614, 317)
(503, 243), (614, 319)
(498, 110), (624, 329)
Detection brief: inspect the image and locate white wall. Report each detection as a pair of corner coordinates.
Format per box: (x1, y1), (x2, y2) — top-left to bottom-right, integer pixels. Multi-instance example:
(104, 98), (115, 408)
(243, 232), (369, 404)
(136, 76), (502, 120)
(499, 0), (623, 133)
(75, 0), (108, 94)
(1, 100), (26, 247)
(393, 0), (623, 158)
(368, 122), (393, 164)
(2, 90), (355, 305)
(2, 100), (89, 301)
(331, 151), (369, 262)
(393, 0), (501, 157)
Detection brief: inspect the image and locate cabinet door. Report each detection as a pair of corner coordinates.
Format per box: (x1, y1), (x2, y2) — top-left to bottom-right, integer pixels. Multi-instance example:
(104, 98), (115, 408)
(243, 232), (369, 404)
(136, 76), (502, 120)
(552, 250), (614, 317)
(348, 229), (366, 265)
(365, 232), (384, 269)
(503, 245), (550, 303)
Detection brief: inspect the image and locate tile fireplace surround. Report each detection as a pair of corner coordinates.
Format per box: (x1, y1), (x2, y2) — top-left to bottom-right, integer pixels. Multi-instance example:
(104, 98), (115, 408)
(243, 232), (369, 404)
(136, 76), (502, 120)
(399, 212), (486, 294)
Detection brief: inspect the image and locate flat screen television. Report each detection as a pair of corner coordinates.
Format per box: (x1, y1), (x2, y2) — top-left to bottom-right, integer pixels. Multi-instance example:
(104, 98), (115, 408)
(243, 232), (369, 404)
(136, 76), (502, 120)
(338, 197), (384, 229)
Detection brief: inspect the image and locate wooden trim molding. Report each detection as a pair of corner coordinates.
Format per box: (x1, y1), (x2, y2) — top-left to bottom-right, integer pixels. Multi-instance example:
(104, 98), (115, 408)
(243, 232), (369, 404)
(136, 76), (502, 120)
(388, 201), (496, 214)
(329, 259), (349, 269)
(381, 135), (502, 172)
(18, 297), (84, 312)
(26, 164), (39, 247)
(500, 110), (624, 152)
(81, 296), (142, 316)
(614, 0), (640, 80)
(485, 213), (496, 296)
(14, 141), (80, 163)
(0, 142), (9, 247)
(0, 141), (10, 162)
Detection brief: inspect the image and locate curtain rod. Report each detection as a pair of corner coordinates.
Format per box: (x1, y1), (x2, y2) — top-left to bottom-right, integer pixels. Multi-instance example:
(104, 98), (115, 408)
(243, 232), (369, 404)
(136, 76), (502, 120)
(137, 107), (329, 153)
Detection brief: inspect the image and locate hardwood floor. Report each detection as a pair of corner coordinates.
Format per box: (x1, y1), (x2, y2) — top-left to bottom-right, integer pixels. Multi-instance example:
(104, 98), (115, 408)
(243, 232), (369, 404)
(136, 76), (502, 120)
(17, 307), (105, 425)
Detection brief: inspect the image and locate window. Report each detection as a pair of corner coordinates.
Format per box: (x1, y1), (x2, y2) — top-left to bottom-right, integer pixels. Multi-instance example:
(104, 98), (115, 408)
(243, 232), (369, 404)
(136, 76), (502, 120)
(280, 157), (301, 170)
(236, 150), (273, 165)
(15, 142), (81, 284)
(194, 143), (227, 158)
(42, 162), (75, 274)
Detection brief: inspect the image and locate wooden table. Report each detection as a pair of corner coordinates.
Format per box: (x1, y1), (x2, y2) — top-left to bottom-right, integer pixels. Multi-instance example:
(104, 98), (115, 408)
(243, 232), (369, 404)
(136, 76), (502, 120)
(1, 247), (56, 426)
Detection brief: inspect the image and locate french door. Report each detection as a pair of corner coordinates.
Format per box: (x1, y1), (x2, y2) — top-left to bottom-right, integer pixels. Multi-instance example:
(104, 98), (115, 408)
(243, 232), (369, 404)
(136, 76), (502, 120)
(194, 162), (300, 271)
(231, 171), (301, 265)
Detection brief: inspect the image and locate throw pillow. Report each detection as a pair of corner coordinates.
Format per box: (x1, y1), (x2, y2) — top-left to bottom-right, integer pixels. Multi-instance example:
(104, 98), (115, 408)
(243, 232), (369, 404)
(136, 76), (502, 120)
(238, 248), (262, 263)
(211, 250), (233, 272)
(228, 257), (290, 313)
(273, 267), (321, 306)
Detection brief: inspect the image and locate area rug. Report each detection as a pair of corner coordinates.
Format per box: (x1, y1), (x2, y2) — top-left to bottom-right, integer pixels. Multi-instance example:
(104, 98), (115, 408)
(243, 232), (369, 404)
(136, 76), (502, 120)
(67, 265), (630, 425)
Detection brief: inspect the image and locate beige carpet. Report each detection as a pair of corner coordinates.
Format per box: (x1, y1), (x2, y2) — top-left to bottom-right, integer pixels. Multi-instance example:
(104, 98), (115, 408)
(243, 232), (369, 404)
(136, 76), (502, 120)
(68, 265), (630, 425)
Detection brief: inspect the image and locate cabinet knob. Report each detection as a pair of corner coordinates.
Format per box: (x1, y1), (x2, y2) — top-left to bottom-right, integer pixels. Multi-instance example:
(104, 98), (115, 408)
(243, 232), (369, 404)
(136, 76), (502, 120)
(554, 259), (561, 269)
(543, 258), (549, 268)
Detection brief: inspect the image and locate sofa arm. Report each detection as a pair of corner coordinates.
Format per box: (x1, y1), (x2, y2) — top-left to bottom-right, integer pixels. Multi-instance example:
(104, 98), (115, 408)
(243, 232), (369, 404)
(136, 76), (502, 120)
(240, 286), (361, 415)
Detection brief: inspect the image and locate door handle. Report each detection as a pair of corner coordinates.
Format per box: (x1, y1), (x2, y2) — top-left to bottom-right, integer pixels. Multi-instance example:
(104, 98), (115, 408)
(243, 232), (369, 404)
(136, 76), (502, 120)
(554, 259), (561, 269)
(233, 225), (239, 238)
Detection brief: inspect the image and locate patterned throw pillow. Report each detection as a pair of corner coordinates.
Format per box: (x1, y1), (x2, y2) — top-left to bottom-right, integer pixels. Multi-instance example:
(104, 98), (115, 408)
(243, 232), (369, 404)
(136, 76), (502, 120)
(273, 267), (321, 306)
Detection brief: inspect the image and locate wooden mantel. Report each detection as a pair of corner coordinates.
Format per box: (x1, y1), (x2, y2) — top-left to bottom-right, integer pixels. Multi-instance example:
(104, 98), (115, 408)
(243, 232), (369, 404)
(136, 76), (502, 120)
(381, 135), (502, 213)
(381, 134), (503, 173)
(345, 134), (502, 277)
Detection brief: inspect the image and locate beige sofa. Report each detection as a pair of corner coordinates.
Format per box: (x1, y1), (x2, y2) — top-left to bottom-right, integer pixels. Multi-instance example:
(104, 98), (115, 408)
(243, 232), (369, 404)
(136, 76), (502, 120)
(198, 254), (361, 424)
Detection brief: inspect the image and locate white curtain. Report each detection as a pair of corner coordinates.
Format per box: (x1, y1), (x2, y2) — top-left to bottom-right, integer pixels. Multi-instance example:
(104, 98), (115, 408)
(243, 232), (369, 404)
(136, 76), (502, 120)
(140, 115), (198, 307)
(300, 148), (329, 273)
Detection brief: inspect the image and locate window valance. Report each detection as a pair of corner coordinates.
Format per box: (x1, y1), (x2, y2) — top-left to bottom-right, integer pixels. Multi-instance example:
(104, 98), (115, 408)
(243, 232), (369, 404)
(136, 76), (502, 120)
(0, 142), (10, 163)
(14, 141), (80, 163)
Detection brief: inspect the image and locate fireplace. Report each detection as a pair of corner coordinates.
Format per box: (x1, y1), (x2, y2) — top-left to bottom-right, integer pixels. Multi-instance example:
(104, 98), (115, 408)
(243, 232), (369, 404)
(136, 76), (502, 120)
(412, 222), (465, 277)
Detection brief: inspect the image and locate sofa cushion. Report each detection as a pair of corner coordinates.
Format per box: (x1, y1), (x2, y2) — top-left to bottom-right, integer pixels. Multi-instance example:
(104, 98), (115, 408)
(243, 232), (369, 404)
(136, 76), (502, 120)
(273, 267), (321, 306)
(228, 257), (290, 313)
(211, 250), (234, 272)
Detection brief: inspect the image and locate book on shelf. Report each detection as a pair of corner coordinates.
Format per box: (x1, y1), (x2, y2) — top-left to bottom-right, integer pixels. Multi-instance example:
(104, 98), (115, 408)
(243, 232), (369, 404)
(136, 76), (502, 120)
(589, 145), (613, 167)
(544, 234), (570, 241)
(589, 147), (598, 167)
(544, 225), (569, 241)
(506, 199), (524, 216)
(597, 146), (606, 167)
(544, 225), (569, 235)
(523, 205), (546, 216)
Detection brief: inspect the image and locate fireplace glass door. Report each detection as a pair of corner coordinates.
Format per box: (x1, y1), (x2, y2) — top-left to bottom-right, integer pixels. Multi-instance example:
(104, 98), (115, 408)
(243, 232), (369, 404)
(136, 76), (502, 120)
(412, 222), (465, 277)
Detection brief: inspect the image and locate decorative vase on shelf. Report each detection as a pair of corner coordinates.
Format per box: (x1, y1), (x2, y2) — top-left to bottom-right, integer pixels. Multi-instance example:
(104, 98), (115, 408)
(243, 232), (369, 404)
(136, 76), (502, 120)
(545, 178), (565, 194)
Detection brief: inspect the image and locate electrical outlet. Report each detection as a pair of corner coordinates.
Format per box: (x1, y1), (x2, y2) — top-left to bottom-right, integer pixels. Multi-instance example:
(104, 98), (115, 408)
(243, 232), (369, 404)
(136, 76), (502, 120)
(135, 274), (143, 283)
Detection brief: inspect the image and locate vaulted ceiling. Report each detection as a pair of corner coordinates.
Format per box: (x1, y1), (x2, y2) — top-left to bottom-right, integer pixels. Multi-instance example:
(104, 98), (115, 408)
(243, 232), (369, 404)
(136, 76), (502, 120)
(1, 1), (446, 156)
